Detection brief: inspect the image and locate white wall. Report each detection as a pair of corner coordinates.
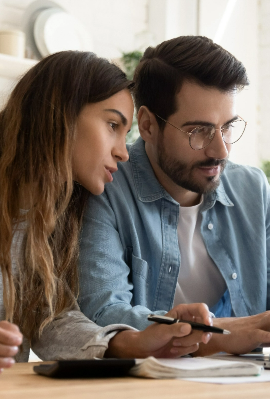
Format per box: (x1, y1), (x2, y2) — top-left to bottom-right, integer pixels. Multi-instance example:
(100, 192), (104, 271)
(0, 75), (16, 107)
(0, 0), (149, 107)
(258, 0), (270, 163)
(148, 0), (199, 41)
(199, 0), (259, 167)
(0, 0), (148, 58)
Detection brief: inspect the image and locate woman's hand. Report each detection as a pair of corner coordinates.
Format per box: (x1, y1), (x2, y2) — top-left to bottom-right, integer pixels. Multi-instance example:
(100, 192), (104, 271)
(0, 321), (23, 370)
(105, 303), (212, 358)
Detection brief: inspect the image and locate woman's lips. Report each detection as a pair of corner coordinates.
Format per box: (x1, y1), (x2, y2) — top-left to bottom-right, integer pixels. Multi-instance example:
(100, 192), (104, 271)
(105, 167), (117, 182)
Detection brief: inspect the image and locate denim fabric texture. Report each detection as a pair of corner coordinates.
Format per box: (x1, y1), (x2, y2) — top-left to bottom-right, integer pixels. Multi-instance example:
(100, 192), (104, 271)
(78, 137), (270, 331)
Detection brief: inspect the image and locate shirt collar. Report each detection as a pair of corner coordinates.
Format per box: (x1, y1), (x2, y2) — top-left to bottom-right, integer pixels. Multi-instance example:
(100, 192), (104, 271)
(202, 179), (234, 211)
(129, 136), (234, 208)
(129, 137), (176, 203)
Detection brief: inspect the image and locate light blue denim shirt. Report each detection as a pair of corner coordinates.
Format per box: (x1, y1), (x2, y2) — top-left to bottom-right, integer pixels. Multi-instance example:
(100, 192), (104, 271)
(78, 137), (270, 331)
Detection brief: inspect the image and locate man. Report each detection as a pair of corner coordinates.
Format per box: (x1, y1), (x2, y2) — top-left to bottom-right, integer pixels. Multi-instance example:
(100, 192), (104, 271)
(78, 36), (270, 355)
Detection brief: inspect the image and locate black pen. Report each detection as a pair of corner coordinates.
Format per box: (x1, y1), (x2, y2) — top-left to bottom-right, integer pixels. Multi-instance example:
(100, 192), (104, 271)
(147, 314), (231, 335)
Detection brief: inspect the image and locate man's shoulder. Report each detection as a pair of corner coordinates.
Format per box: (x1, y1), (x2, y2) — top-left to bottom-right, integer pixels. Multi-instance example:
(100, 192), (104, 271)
(126, 142), (133, 153)
(220, 161), (269, 202)
(223, 160), (267, 183)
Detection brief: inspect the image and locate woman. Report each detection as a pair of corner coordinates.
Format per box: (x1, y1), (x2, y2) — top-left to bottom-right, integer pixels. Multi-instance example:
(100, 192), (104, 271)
(0, 51), (212, 369)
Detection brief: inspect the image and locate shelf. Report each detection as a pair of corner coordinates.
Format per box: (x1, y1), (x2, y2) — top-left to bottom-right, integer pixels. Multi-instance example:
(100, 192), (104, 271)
(0, 53), (37, 80)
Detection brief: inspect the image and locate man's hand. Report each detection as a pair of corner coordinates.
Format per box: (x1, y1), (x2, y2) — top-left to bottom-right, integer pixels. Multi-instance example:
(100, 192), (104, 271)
(0, 321), (23, 370)
(166, 302), (213, 325)
(105, 303), (212, 358)
(194, 311), (270, 357)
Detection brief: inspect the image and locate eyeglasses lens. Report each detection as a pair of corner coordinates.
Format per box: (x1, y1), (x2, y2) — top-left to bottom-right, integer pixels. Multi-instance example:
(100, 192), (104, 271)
(190, 120), (246, 150)
(190, 127), (214, 150)
(222, 119), (246, 144)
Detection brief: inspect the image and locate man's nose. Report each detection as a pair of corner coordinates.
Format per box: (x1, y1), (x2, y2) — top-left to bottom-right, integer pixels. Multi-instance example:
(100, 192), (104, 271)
(205, 128), (229, 160)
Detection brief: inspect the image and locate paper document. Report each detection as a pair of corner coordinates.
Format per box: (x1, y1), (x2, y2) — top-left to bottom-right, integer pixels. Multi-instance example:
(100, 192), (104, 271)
(184, 369), (270, 384)
(182, 354), (270, 384)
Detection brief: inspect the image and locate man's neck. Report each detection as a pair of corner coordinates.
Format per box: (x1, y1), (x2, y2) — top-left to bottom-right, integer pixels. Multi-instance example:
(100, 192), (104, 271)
(146, 156), (201, 207)
(159, 175), (201, 206)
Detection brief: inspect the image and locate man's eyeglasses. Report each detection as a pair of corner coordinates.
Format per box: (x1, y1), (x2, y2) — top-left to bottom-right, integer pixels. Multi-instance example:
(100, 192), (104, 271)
(155, 114), (247, 151)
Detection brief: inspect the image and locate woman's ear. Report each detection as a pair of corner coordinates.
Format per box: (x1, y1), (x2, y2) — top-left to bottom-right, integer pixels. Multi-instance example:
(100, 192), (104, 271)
(137, 106), (159, 144)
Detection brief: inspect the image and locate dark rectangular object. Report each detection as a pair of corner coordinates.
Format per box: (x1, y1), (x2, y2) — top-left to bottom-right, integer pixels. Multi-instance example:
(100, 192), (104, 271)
(33, 359), (136, 379)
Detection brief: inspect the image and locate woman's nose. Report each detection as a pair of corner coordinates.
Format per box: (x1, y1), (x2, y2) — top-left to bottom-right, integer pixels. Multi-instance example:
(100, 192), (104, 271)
(113, 140), (129, 162)
(205, 128), (229, 160)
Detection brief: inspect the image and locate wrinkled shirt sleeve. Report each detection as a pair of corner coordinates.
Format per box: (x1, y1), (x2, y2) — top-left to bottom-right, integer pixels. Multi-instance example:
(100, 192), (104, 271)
(31, 302), (135, 361)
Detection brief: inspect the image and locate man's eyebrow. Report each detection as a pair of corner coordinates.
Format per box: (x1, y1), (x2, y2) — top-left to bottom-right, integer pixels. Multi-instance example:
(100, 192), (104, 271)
(181, 116), (239, 128)
(222, 116), (240, 125)
(104, 109), (128, 126)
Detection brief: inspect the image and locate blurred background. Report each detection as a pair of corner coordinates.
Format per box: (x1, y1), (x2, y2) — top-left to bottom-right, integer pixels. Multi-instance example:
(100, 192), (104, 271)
(0, 0), (269, 172)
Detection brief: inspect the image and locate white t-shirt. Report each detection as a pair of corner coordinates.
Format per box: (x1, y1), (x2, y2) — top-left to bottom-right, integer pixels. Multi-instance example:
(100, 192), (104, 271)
(173, 198), (226, 308)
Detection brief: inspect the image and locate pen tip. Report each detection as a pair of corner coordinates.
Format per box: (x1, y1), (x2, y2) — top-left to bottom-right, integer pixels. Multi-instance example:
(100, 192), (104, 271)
(223, 329), (231, 335)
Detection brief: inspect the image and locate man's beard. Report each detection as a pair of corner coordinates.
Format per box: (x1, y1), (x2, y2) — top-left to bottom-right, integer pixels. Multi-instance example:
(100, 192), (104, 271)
(157, 137), (227, 195)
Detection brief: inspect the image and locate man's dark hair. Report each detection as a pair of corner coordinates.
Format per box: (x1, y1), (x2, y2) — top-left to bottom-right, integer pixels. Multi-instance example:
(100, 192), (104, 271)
(133, 36), (249, 129)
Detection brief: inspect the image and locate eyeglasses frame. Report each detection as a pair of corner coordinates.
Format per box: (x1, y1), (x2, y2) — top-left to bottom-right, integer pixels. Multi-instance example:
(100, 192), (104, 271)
(155, 114), (247, 151)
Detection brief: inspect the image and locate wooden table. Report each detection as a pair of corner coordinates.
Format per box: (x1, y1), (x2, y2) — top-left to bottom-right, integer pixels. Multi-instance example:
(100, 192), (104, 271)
(1, 362), (270, 399)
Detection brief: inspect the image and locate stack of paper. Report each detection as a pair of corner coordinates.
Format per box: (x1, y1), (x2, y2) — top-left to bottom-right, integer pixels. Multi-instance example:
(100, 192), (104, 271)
(130, 357), (262, 379)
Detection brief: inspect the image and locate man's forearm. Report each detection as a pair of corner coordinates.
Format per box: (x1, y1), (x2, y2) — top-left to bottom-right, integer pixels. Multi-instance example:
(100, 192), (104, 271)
(194, 313), (270, 357)
(193, 317), (236, 356)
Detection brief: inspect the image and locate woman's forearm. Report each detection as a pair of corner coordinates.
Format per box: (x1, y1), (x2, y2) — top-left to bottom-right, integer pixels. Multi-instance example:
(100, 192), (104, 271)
(32, 307), (134, 361)
(105, 330), (143, 358)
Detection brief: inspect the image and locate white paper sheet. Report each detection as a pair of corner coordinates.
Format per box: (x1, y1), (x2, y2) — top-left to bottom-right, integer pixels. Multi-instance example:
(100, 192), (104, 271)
(182, 354), (270, 384)
(183, 369), (270, 384)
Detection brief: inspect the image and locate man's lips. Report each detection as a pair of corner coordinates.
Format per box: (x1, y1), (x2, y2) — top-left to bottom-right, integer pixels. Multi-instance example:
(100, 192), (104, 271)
(197, 165), (221, 176)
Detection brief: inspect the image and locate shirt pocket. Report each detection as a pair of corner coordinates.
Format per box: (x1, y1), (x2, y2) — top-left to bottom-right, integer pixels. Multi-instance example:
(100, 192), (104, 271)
(132, 253), (150, 280)
(131, 253), (150, 306)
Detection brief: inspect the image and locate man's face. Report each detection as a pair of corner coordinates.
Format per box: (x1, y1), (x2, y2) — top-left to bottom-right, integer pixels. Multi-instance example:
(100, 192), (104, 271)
(147, 81), (237, 203)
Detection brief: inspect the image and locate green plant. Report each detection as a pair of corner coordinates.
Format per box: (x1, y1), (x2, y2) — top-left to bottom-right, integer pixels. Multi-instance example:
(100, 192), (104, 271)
(121, 51), (143, 143)
(121, 50), (143, 80)
(261, 160), (270, 183)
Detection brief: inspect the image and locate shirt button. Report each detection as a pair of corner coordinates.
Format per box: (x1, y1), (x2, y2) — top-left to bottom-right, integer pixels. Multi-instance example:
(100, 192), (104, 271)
(232, 273), (237, 280)
(168, 266), (172, 273)
(208, 223), (213, 230)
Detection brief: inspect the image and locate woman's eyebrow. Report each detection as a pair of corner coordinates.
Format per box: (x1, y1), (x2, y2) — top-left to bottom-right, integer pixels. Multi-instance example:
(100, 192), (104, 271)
(104, 109), (128, 126)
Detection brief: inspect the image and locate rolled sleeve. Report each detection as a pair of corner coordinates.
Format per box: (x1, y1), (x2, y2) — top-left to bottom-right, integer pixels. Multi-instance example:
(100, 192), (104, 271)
(31, 304), (135, 361)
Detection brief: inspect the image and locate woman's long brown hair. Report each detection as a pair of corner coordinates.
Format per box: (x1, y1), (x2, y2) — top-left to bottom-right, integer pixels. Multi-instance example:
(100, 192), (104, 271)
(0, 51), (132, 341)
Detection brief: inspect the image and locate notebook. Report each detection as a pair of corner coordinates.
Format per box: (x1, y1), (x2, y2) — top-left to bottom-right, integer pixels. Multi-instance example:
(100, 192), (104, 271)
(130, 356), (262, 379)
(33, 356), (261, 379)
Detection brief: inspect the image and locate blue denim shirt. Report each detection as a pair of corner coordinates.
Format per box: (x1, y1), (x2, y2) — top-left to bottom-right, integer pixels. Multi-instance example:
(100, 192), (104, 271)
(78, 137), (270, 331)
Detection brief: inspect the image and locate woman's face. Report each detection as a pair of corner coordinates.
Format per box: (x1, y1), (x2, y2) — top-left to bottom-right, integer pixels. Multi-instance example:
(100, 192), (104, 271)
(72, 89), (134, 195)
